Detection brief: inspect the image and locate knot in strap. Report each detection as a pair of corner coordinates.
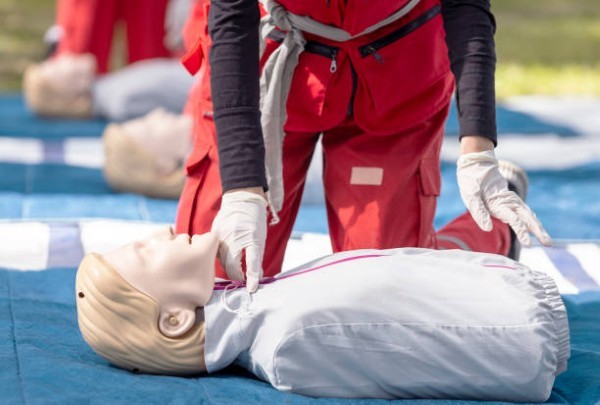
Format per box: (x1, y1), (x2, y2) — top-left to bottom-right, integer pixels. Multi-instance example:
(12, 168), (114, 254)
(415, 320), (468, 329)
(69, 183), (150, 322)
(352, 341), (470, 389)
(266, 0), (293, 32)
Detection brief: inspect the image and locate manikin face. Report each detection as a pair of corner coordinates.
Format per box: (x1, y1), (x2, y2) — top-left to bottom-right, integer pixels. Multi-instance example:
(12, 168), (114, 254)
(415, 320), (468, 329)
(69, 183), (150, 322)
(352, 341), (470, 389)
(103, 228), (219, 337)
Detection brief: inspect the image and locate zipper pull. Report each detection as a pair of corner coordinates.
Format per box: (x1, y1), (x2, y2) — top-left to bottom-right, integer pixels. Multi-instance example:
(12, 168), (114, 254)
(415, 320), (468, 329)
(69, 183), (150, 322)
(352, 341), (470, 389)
(365, 45), (385, 64)
(330, 49), (338, 73)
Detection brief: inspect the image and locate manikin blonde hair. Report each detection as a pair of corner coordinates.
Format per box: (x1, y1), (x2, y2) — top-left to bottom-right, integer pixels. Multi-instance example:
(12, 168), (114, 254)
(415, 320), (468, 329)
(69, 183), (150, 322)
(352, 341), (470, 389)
(22, 56), (94, 119)
(103, 124), (185, 199)
(75, 253), (207, 375)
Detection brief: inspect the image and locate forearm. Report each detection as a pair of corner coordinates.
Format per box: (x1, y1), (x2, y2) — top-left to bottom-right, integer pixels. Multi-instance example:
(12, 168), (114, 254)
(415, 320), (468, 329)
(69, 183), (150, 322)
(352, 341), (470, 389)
(442, 0), (497, 146)
(208, 0), (267, 193)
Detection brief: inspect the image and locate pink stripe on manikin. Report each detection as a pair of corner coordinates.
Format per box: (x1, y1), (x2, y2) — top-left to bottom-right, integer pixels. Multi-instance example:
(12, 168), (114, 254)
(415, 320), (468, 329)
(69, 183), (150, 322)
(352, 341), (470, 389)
(483, 264), (517, 270)
(213, 254), (386, 290)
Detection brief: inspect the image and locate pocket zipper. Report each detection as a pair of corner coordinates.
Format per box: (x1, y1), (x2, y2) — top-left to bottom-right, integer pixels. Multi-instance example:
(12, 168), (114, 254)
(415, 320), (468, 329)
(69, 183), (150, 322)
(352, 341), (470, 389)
(358, 5), (442, 60)
(304, 41), (340, 73)
(304, 41), (355, 115)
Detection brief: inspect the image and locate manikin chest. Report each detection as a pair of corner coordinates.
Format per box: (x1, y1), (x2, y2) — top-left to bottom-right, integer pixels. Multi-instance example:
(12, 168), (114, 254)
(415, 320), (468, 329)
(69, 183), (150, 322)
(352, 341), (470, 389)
(276, 0), (413, 35)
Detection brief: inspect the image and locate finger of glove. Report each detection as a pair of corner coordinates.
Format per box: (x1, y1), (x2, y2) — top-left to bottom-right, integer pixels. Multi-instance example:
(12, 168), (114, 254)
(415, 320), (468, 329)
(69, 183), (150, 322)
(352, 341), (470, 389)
(244, 245), (264, 293)
(467, 197), (493, 231)
(222, 245), (245, 281)
(516, 205), (552, 246)
(493, 204), (531, 246)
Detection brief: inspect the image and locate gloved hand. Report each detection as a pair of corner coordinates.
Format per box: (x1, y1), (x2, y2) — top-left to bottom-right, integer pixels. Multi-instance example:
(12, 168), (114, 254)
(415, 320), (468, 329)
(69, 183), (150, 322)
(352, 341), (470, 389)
(457, 150), (552, 247)
(211, 190), (268, 293)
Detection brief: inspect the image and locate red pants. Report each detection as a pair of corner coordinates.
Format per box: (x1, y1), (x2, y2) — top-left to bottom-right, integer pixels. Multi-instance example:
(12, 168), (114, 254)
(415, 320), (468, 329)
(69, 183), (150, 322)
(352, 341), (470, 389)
(176, 90), (511, 278)
(55, 0), (171, 73)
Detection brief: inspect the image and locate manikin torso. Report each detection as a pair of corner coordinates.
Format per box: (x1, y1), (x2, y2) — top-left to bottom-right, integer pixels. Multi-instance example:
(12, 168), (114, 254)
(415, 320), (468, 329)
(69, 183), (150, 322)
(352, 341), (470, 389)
(202, 248), (565, 400)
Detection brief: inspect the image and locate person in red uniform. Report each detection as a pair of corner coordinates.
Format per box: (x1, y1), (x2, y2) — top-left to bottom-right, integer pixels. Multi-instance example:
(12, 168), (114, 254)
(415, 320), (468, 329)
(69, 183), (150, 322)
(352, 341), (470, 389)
(53, 0), (173, 74)
(176, 0), (552, 292)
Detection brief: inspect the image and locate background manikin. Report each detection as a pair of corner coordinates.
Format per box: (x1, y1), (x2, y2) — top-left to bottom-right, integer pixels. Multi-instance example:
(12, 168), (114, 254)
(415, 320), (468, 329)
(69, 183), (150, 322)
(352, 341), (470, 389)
(76, 229), (569, 402)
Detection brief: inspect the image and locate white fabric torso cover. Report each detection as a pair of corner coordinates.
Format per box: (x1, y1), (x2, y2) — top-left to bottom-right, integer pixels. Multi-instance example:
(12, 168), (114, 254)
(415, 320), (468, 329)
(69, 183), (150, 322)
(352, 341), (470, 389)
(203, 248), (569, 401)
(92, 59), (194, 122)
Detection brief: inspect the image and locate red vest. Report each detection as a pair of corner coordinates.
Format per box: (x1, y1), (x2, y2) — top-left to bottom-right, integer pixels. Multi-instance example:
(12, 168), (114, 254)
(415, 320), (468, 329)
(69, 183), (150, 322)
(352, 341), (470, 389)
(182, 0), (454, 136)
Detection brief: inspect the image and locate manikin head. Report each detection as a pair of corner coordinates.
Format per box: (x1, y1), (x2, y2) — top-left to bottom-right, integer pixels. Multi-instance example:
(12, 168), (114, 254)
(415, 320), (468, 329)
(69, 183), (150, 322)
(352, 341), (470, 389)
(75, 227), (219, 375)
(102, 109), (192, 199)
(23, 53), (96, 118)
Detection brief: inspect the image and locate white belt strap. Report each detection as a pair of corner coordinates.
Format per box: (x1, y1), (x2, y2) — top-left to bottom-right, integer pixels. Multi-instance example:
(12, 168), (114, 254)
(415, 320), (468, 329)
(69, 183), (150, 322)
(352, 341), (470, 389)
(258, 0), (422, 223)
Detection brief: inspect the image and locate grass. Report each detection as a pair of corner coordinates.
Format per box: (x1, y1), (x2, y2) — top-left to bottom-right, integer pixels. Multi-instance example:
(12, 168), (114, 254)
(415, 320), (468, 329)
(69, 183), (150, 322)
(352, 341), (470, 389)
(493, 0), (600, 97)
(493, 0), (600, 65)
(497, 64), (600, 98)
(0, 0), (54, 91)
(0, 0), (599, 96)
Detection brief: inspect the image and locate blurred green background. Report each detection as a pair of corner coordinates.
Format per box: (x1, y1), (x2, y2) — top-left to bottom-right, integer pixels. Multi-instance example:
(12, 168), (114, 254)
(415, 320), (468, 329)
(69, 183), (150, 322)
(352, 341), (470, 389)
(1, 0), (599, 97)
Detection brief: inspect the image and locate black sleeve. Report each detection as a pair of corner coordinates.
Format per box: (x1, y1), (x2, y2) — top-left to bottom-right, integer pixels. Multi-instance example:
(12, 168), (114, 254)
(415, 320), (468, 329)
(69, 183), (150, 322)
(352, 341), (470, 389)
(208, 0), (267, 192)
(441, 0), (498, 144)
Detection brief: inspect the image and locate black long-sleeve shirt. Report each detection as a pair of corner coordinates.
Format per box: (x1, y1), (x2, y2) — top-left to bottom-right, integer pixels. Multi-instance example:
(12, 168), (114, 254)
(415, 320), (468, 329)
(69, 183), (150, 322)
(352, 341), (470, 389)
(208, 0), (497, 193)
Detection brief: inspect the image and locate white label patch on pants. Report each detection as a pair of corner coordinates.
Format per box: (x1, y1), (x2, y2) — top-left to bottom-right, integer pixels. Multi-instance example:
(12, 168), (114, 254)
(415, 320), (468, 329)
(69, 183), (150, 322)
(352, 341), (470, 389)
(350, 167), (383, 186)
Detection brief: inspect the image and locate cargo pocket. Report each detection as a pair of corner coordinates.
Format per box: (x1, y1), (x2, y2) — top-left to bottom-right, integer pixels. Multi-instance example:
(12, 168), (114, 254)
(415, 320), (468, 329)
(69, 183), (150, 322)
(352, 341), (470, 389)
(185, 139), (211, 177)
(417, 155), (441, 247)
(352, 5), (453, 135)
(419, 155), (441, 198)
(176, 113), (221, 235)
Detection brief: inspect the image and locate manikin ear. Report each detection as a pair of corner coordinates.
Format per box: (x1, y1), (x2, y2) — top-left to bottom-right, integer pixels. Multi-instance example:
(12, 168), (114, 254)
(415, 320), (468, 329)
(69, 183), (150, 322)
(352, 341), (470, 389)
(158, 308), (196, 338)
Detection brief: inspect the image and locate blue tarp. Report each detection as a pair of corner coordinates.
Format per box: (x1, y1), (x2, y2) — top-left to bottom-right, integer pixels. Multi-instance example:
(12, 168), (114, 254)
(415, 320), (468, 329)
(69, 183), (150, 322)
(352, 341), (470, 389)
(1, 267), (599, 404)
(1, 94), (600, 403)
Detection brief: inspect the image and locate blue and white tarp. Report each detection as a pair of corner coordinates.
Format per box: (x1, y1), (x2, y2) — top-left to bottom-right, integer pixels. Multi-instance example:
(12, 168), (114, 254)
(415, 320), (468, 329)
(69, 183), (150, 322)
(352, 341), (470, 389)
(1, 94), (600, 404)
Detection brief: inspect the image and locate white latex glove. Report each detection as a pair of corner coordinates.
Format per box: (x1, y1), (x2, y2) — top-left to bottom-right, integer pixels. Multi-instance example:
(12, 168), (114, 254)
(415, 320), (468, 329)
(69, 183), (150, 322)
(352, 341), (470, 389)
(457, 150), (552, 247)
(211, 190), (268, 293)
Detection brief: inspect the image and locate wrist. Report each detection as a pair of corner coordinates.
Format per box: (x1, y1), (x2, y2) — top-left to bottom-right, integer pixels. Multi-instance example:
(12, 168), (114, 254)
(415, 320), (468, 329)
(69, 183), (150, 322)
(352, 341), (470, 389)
(460, 135), (495, 155)
(222, 187), (268, 207)
(224, 186), (266, 199)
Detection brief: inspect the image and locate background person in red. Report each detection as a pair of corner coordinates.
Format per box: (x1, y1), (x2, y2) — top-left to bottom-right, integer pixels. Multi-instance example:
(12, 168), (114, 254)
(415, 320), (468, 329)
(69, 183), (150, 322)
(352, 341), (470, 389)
(23, 0), (192, 119)
(176, 0), (552, 292)
(53, 0), (173, 74)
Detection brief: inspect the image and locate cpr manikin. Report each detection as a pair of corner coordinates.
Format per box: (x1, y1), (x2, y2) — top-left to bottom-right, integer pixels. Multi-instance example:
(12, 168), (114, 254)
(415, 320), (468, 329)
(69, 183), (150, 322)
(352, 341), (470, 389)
(76, 228), (570, 401)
